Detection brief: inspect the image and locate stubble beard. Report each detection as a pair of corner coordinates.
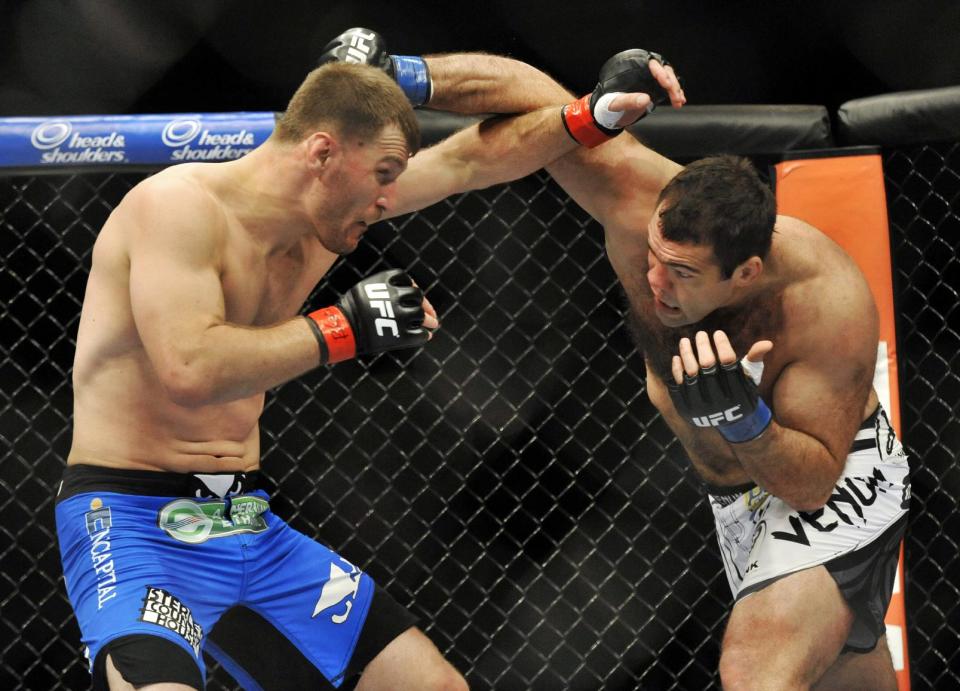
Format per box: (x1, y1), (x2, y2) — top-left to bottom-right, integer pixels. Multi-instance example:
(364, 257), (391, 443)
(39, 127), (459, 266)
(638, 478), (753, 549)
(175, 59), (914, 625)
(624, 289), (778, 382)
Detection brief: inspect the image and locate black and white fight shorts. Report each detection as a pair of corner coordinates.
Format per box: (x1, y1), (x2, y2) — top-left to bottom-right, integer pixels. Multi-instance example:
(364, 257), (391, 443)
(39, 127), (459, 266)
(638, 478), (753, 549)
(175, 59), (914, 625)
(707, 406), (910, 653)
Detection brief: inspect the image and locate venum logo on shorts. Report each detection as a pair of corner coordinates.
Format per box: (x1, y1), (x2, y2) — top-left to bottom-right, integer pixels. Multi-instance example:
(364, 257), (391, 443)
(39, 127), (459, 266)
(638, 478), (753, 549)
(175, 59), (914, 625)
(31, 120), (126, 164)
(162, 118), (257, 162)
(157, 496), (269, 544)
(139, 586), (203, 657)
(772, 466), (896, 546)
(312, 557), (362, 624)
(84, 498), (118, 609)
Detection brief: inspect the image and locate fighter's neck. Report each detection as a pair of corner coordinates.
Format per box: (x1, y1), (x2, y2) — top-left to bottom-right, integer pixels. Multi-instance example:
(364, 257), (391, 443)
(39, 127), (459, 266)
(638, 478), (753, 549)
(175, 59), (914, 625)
(214, 145), (317, 253)
(630, 285), (785, 383)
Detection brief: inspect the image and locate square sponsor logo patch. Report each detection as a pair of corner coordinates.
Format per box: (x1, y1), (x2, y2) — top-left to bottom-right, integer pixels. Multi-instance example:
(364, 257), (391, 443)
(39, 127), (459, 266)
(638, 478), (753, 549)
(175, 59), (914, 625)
(139, 586), (203, 656)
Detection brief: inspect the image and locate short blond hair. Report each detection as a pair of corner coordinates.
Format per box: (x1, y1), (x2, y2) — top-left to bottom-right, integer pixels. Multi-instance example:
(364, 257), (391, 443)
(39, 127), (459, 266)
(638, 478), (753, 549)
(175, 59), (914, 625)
(274, 62), (420, 153)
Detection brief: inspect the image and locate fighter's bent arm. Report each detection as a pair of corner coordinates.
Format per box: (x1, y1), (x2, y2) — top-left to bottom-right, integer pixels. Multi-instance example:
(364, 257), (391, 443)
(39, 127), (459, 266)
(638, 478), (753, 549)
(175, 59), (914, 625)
(126, 179), (322, 407)
(730, 295), (879, 510)
(731, 358), (876, 511)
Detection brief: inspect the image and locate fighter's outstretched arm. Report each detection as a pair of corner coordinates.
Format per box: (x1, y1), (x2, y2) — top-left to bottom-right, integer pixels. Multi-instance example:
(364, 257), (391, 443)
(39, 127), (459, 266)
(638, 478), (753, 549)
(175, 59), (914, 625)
(421, 47), (684, 230)
(425, 52), (684, 115)
(389, 91), (652, 218)
(320, 29), (684, 224)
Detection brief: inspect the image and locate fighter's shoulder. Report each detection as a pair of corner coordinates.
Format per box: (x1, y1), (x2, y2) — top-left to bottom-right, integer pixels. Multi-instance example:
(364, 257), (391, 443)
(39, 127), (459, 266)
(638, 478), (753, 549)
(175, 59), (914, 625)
(121, 165), (228, 245)
(126, 165), (222, 221)
(777, 217), (877, 352)
(777, 215), (871, 289)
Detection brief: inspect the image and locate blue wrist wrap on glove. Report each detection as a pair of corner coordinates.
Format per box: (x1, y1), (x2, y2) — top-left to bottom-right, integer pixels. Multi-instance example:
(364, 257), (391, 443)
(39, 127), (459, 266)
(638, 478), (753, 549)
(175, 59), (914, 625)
(717, 397), (772, 443)
(390, 55), (431, 106)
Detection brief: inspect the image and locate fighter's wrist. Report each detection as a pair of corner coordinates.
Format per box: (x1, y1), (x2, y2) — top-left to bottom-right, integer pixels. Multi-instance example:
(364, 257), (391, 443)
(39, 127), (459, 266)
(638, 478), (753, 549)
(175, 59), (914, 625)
(389, 55), (432, 106)
(718, 398), (773, 444)
(305, 307), (357, 364)
(561, 94), (618, 148)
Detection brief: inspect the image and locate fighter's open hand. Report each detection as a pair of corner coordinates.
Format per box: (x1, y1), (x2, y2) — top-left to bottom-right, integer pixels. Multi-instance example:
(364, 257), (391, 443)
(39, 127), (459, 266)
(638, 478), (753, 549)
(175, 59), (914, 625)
(672, 330), (772, 386)
(647, 58), (685, 110)
(668, 330), (774, 443)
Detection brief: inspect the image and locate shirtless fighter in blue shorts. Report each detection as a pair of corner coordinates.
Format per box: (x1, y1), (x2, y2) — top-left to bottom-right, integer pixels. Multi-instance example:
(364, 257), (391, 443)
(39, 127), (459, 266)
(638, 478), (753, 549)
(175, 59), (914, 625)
(329, 28), (909, 691)
(55, 54), (678, 689)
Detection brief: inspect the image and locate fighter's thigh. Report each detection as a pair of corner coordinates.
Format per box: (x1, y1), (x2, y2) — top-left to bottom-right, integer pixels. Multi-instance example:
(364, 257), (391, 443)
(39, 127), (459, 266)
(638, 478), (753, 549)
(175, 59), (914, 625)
(812, 635), (897, 691)
(218, 520), (419, 687)
(95, 634), (203, 690)
(356, 627), (467, 691)
(721, 566), (853, 686)
(56, 496), (220, 676)
(105, 648), (198, 691)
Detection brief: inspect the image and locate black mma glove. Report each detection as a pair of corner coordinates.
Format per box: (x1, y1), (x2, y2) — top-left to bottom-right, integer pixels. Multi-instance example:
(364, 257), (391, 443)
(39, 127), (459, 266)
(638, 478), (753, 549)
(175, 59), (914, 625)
(667, 359), (772, 443)
(305, 270), (430, 363)
(318, 27), (432, 106)
(562, 49), (673, 148)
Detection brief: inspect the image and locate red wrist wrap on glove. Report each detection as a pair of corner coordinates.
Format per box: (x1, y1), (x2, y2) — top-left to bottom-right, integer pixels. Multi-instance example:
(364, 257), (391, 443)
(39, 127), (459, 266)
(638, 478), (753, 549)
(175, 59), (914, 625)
(561, 94), (612, 148)
(305, 307), (356, 364)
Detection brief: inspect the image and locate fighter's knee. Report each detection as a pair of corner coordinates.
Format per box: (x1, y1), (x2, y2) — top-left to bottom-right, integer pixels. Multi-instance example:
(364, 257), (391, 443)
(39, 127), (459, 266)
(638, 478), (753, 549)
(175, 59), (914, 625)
(423, 663), (469, 691)
(720, 643), (800, 691)
(718, 645), (754, 691)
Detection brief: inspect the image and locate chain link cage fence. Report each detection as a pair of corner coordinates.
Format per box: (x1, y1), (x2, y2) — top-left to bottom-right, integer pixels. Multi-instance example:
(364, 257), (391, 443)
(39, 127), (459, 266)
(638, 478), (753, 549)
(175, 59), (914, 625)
(0, 141), (957, 690)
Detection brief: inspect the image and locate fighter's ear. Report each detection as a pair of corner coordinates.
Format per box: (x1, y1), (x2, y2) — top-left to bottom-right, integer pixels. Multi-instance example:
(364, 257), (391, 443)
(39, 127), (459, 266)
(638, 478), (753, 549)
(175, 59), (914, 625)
(732, 256), (763, 287)
(305, 132), (337, 173)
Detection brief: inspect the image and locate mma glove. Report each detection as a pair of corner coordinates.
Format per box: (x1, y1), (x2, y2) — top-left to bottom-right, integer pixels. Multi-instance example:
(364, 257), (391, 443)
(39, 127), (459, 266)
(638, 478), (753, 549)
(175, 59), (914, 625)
(562, 48), (673, 148)
(318, 27), (432, 106)
(305, 270), (431, 364)
(667, 359), (772, 443)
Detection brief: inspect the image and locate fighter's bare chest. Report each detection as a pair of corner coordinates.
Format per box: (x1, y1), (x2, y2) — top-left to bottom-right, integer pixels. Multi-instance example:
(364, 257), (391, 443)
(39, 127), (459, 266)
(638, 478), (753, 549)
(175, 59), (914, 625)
(632, 289), (789, 396)
(221, 252), (331, 326)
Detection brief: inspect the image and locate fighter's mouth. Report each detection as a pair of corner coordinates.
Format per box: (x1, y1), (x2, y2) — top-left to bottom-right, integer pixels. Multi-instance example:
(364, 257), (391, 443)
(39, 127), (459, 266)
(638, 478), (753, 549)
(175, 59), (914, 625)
(655, 294), (680, 311)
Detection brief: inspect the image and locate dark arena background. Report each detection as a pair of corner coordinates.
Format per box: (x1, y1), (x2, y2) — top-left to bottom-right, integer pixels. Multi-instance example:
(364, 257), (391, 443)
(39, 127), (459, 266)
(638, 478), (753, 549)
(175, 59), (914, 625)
(2, 2), (959, 690)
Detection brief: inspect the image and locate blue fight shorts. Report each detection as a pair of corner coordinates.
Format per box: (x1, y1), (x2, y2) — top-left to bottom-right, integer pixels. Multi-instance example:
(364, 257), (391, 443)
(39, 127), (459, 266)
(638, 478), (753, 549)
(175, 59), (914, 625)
(55, 464), (416, 690)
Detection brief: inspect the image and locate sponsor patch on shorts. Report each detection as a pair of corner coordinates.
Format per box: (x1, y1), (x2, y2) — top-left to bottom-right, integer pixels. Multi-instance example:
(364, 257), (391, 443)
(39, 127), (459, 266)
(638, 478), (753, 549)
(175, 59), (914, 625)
(138, 586), (203, 657)
(84, 500), (120, 609)
(157, 495), (269, 544)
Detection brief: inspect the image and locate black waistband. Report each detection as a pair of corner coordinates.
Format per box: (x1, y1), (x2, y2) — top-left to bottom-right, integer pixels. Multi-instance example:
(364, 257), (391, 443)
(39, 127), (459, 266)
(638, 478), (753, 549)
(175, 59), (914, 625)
(860, 405), (880, 431)
(57, 464), (260, 503)
(703, 480), (758, 498)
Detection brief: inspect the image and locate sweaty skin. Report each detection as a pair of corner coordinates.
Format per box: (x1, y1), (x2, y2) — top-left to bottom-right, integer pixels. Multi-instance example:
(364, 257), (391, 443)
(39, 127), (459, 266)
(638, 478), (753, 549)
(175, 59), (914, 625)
(428, 56), (880, 510)
(634, 215), (879, 499)
(411, 50), (895, 690)
(69, 128), (410, 473)
(69, 92), (658, 476)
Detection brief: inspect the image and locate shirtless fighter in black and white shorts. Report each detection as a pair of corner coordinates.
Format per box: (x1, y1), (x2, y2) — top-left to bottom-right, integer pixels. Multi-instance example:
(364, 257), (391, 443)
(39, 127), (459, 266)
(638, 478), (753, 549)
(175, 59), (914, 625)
(331, 28), (910, 691)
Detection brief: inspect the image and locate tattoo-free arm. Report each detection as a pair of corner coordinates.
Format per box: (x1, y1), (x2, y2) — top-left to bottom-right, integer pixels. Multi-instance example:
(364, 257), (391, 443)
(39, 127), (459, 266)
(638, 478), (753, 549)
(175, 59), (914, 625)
(730, 349), (876, 511)
(425, 52), (572, 112)
(127, 179), (320, 407)
(390, 91), (653, 218)
(427, 52), (681, 228)
(392, 51), (680, 221)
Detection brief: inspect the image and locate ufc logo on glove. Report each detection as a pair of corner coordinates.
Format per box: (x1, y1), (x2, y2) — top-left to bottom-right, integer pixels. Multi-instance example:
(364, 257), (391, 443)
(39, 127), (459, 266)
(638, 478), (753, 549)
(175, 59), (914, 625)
(345, 30), (378, 62)
(305, 269), (429, 364)
(692, 406), (744, 428)
(363, 283), (399, 337)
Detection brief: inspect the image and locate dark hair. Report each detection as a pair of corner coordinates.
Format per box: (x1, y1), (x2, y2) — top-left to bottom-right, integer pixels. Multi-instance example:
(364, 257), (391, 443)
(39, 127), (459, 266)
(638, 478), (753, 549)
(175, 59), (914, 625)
(274, 62), (420, 154)
(656, 155), (776, 278)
